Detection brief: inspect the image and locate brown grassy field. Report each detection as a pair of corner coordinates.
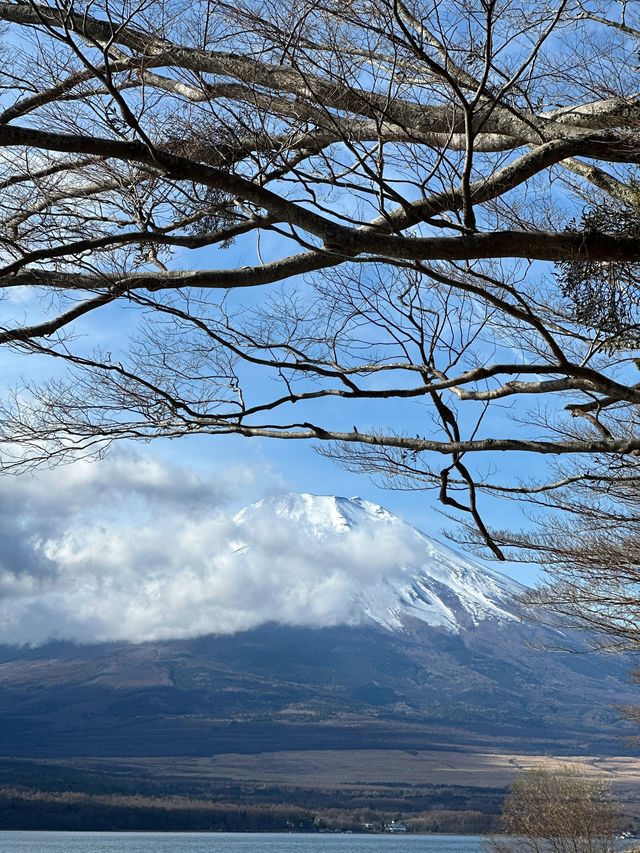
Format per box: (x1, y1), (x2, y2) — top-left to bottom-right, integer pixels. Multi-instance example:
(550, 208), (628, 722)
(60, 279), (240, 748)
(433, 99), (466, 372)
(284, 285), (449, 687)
(5, 749), (640, 832)
(49, 749), (640, 793)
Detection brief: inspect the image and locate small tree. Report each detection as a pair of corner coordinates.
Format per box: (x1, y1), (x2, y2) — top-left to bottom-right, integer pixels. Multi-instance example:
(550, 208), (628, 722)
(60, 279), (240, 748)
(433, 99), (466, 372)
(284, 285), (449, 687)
(489, 766), (616, 853)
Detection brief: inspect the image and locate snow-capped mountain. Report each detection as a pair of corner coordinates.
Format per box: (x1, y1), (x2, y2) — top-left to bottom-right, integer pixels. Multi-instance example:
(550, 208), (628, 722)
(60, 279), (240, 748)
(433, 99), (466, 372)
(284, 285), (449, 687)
(1, 492), (636, 761)
(234, 493), (523, 633)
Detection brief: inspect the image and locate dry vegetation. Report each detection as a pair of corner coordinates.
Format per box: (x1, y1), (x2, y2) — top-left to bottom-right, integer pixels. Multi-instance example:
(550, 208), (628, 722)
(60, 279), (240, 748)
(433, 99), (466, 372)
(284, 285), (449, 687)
(53, 749), (640, 791)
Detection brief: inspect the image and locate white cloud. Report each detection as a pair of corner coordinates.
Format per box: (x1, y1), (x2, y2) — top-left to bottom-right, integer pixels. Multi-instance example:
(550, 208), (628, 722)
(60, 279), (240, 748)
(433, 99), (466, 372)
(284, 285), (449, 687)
(0, 451), (431, 646)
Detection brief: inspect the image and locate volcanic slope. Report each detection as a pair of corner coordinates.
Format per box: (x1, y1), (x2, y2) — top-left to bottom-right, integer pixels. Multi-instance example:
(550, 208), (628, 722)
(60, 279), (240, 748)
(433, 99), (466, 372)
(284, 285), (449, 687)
(0, 493), (635, 757)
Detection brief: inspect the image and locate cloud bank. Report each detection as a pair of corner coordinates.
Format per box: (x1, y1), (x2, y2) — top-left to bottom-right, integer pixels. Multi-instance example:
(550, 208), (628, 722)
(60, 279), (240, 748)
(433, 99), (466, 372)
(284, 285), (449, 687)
(0, 452), (425, 645)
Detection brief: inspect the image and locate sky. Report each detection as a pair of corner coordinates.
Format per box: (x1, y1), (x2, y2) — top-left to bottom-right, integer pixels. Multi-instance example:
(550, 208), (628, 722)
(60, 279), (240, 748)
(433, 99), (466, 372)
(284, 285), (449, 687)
(0, 209), (555, 648)
(0, 218), (551, 515)
(0, 275), (545, 650)
(0, 92), (559, 648)
(0, 444), (530, 646)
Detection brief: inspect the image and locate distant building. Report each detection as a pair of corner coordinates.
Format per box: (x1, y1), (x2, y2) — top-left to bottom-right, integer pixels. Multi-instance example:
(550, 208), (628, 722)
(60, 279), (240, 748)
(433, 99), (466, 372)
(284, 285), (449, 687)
(384, 821), (407, 833)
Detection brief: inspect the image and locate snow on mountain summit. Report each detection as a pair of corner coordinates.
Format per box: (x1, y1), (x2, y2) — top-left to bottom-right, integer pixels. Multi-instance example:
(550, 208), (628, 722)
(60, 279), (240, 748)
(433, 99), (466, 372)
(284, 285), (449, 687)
(235, 493), (395, 536)
(234, 493), (524, 634)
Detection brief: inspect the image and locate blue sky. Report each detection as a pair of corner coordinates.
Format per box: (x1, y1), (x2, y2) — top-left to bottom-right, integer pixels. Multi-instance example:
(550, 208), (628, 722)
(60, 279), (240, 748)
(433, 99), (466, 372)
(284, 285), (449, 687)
(0, 7), (602, 647)
(0, 221), (547, 604)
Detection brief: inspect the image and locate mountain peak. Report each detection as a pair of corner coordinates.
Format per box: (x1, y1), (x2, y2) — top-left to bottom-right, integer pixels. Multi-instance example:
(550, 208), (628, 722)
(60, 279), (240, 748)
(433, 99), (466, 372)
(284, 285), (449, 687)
(235, 492), (395, 536)
(234, 492), (524, 634)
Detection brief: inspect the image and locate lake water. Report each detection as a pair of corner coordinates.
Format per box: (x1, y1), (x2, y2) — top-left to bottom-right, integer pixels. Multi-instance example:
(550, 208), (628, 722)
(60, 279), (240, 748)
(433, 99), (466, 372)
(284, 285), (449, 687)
(1, 833), (637, 852)
(0, 831), (489, 852)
